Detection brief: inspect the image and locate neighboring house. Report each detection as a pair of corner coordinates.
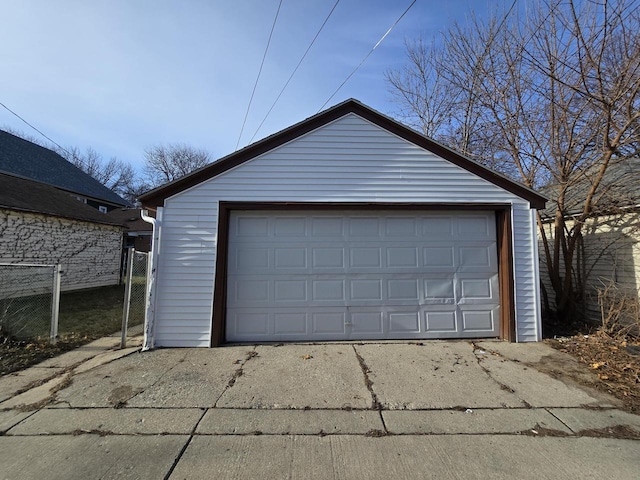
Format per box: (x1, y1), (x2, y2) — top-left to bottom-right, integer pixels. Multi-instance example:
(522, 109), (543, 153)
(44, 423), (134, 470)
(0, 129), (129, 212)
(107, 208), (152, 252)
(139, 99), (546, 348)
(0, 173), (124, 290)
(538, 158), (640, 324)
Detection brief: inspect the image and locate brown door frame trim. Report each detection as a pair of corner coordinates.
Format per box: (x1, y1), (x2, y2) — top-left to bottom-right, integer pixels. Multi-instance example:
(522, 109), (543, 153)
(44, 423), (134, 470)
(211, 201), (516, 346)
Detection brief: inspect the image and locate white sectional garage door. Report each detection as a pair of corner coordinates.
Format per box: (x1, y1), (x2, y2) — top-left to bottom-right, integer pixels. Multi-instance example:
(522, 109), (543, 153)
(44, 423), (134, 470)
(225, 210), (500, 342)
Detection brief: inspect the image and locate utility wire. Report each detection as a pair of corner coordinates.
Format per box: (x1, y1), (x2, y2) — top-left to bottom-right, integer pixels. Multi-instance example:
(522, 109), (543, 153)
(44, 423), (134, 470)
(318, 0), (417, 112)
(236, 0), (283, 150)
(249, 0), (341, 143)
(0, 101), (77, 161)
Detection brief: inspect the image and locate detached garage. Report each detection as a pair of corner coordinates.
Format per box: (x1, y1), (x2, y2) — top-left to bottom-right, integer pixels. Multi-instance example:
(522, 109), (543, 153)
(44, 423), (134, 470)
(139, 99), (546, 348)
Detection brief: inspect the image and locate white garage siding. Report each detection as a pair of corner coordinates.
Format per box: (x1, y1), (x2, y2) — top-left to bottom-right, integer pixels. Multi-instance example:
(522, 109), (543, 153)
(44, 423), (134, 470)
(153, 113), (541, 346)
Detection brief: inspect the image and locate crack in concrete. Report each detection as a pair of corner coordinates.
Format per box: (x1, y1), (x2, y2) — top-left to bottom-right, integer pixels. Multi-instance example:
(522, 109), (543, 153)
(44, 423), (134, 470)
(213, 348), (258, 408)
(546, 407), (576, 434)
(470, 342), (532, 408)
(352, 345), (381, 411)
(162, 408), (208, 480)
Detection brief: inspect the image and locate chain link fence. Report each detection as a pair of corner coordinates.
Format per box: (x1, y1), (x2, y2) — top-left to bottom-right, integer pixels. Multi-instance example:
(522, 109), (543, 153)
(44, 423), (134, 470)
(0, 264), (60, 341)
(1, 252), (149, 347)
(121, 249), (148, 346)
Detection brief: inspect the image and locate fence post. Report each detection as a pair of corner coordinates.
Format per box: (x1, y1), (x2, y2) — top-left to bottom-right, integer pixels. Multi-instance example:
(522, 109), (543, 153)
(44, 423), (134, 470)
(50, 264), (61, 344)
(121, 248), (135, 349)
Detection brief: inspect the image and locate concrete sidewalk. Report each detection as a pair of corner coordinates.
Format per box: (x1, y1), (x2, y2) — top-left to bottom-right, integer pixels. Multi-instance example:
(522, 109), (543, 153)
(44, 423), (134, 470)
(0, 340), (638, 479)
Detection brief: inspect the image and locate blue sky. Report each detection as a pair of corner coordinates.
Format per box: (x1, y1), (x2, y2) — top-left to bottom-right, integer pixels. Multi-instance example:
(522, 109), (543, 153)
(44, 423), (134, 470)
(0, 0), (514, 171)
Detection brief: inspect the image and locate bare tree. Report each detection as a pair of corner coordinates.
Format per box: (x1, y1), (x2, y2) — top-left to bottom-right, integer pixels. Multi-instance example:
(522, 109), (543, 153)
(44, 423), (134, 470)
(2, 126), (143, 204)
(59, 146), (137, 197)
(143, 143), (211, 187)
(386, 37), (454, 138)
(387, 0), (640, 323)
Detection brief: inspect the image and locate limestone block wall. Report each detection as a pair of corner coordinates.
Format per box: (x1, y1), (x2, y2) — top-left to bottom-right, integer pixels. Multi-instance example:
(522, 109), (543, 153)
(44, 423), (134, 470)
(0, 208), (123, 291)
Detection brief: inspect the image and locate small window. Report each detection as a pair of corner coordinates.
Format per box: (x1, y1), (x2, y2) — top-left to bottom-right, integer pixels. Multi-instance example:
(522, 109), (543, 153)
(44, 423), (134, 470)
(98, 206), (108, 213)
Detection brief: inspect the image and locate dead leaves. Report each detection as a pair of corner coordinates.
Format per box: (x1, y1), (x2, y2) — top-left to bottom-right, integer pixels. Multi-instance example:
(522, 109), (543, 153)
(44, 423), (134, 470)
(548, 330), (640, 413)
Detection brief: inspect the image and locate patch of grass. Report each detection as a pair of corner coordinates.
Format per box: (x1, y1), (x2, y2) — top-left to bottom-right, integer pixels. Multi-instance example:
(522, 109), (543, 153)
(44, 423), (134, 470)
(1, 284), (144, 375)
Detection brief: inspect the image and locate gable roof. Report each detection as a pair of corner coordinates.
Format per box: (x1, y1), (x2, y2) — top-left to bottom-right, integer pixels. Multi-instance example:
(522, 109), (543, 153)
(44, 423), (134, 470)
(0, 130), (129, 207)
(540, 157), (640, 219)
(139, 99), (546, 210)
(0, 173), (123, 226)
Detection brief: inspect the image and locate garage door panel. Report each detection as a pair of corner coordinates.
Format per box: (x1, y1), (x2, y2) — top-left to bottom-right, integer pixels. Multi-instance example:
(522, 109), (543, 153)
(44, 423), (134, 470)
(386, 247), (419, 268)
(349, 217), (380, 237)
(350, 311), (384, 334)
(423, 246), (455, 268)
(234, 216), (269, 236)
(350, 279), (383, 301)
(458, 245), (497, 270)
(424, 276), (455, 303)
(274, 216), (307, 237)
(226, 210), (500, 342)
(387, 279), (419, 300)
(457, 215), (493, 237)
(389, 312), (421, 333)
(312, 248), (345, 268)
(274, 280), (307, 301)
(233, 312), (269, 336)
(422, 216), (454, 238)
(460, 306), (499, 333)
(385, 217), (417, 236)
(234, 247), (270, 270)
(232, 279), (269, 303)
(274, 313), (308, 335)
(458, 274), (499, 304)
(311, 217), (344, 236)
(349, 247), (382, 268)
(274, 248), (307, 269)
(312, 279), (345, 301)
(312, 312), (346, 334)
(424, 311), (458, 333)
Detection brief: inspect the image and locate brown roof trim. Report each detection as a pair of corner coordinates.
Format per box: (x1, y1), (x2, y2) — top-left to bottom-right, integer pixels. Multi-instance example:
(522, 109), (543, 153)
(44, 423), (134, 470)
(139, 99), (547, 210)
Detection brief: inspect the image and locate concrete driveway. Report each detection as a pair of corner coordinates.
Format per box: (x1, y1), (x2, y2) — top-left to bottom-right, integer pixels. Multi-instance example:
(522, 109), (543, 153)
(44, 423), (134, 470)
(1, 338), (639, 479)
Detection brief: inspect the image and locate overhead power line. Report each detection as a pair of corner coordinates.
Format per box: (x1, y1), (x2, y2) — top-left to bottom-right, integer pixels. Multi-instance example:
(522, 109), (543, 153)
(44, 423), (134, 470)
(236, 0), (283, 150)
(249, 0), (342, 143)
(0, 101), (98, 171)
(318, 0), (417, 112)
(0, 101), (75, 159)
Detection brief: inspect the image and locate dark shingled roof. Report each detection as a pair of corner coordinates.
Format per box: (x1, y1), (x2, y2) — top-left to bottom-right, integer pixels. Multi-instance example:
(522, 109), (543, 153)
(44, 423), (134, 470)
(540, 157), (640, 219)
(0, 173), (124, 226)
(107, 207), (152, 232)
(0, 129), (129, 207)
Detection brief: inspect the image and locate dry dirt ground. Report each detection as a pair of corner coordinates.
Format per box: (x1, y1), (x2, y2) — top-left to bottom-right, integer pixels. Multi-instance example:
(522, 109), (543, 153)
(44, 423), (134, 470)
(545, 330), (640, 414)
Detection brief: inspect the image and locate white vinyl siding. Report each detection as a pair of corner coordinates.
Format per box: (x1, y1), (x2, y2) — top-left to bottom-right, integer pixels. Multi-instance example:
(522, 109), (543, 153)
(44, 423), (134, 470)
(153, 114), (540, 346)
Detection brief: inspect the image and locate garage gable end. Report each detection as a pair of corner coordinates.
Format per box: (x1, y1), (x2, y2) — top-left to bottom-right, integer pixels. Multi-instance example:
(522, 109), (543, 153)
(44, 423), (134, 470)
(145, 100), (545, 348)
(140, 99), (545, 210)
